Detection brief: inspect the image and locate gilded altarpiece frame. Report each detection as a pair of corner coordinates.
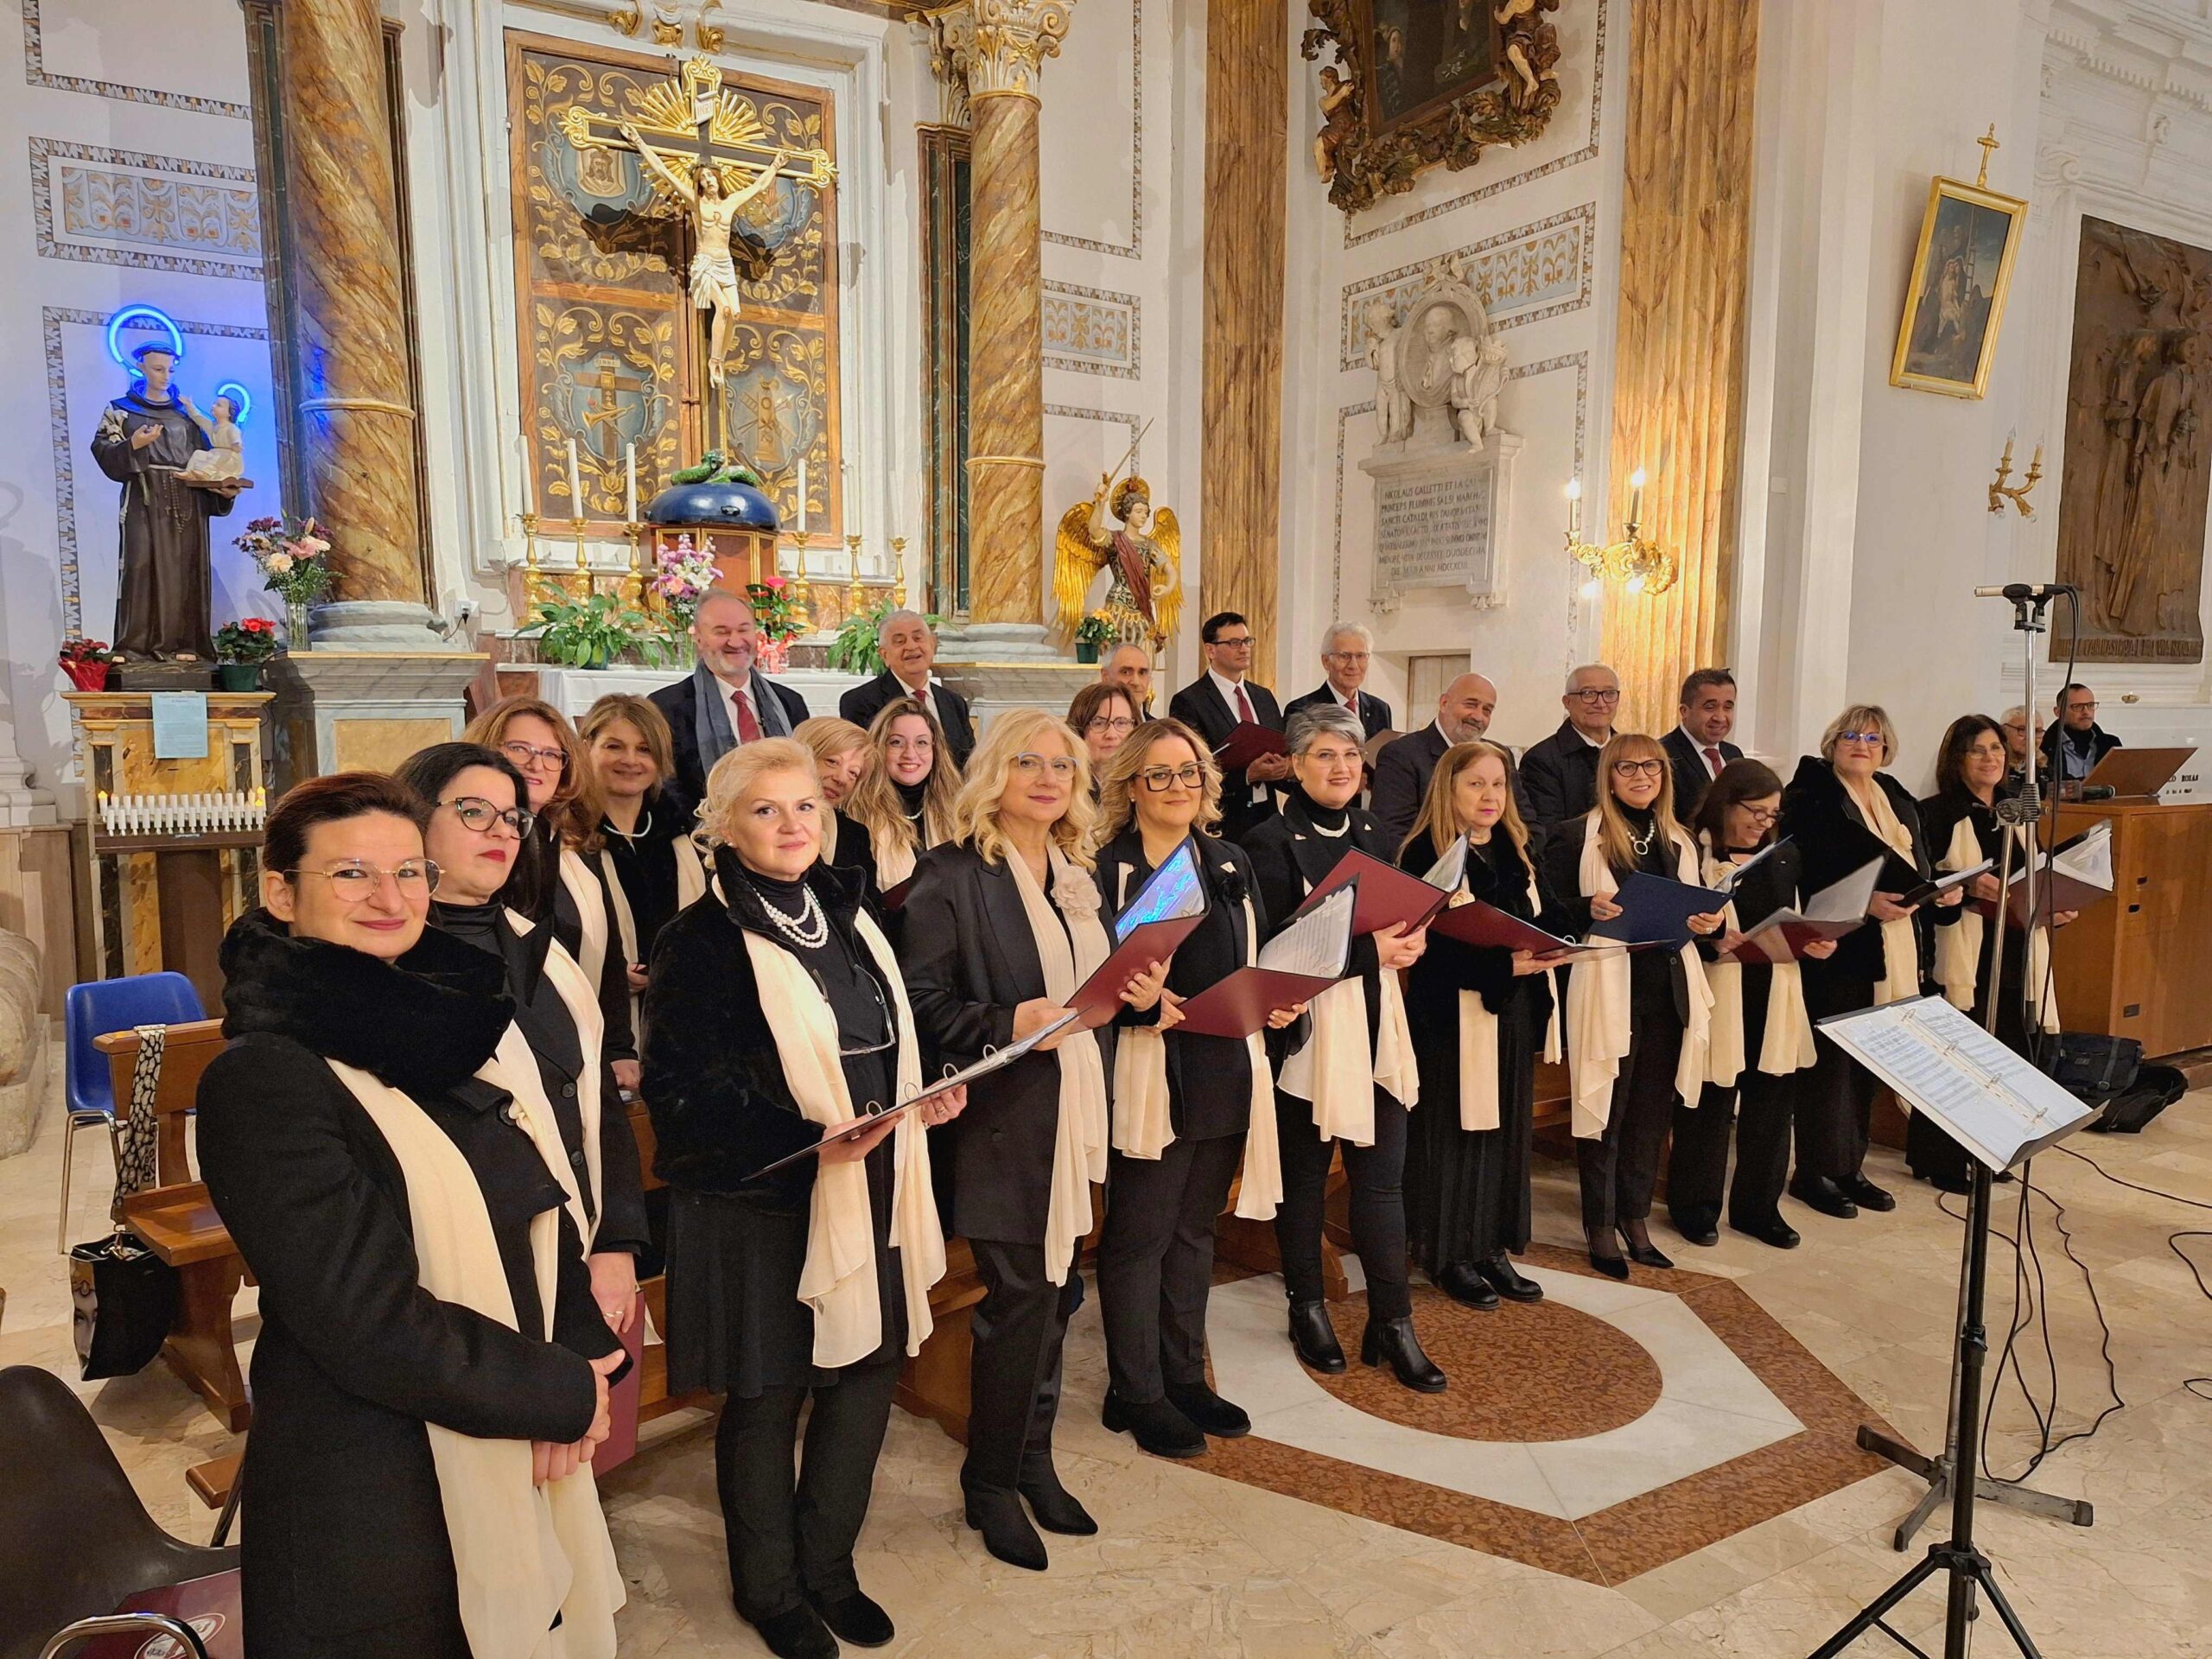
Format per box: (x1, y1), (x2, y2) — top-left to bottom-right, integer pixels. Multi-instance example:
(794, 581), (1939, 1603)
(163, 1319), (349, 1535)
(505, 32), (842, 540)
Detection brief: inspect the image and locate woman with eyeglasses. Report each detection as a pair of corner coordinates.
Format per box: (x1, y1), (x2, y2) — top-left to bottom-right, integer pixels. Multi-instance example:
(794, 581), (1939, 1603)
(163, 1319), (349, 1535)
(842, 696), (959, 894)
(1242, 706), (1442, 1391)
(580, 695), (709, 1029)
(1541, 733), (1724, 1278)
(397, 743), (649, 1342)
(794, 715), (879, 890)
(1780, 705), (1960, 1219)
(1664, 760), (1826, 1251)
(1397, 741), (1560, 1313)
(198, 772), (626, 1659)
(1910, 715), (2075, 1193)
(465, 696), (640, 1099)
(1067, 682), (1141, 782)
(1090, 718), (1299, 1460)
(641, 739), (964, 1659)
(902, 709), (1171, 1568)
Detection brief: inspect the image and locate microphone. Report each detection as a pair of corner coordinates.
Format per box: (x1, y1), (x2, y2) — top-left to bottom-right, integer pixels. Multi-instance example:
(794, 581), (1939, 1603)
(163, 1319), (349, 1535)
(1972, 582), (2079, 601)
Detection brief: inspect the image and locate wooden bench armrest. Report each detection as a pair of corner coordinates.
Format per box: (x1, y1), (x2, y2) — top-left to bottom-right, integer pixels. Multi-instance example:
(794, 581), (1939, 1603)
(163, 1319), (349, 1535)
(121, 1182), (238, 1268)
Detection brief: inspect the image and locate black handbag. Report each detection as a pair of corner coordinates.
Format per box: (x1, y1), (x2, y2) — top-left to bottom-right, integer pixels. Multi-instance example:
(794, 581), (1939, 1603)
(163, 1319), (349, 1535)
(68, 1024), (181, 1381)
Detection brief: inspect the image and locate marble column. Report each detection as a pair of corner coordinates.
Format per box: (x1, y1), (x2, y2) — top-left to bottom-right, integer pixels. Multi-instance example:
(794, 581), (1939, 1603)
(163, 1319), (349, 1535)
(276, 0), (432, 640)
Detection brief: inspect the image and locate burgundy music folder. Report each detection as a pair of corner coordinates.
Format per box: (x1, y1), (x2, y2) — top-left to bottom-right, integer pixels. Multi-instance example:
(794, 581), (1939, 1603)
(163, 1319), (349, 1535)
(1288, 846), (1454, 937)
(1213, 721), (1287, 775)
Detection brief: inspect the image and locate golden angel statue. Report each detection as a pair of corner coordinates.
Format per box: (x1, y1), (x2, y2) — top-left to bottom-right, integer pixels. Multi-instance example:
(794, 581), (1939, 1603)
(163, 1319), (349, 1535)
(1054, 474), (1182, 650)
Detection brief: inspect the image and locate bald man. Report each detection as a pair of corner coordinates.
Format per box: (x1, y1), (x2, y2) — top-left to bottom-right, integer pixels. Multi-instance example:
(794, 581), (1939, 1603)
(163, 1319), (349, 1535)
(838, 607), (976, 766)
(1370, 671), (1502, 849)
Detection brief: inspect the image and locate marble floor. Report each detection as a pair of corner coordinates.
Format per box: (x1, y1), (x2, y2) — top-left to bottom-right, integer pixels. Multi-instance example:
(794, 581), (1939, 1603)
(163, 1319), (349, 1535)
(8, 1070), (2212, 1657)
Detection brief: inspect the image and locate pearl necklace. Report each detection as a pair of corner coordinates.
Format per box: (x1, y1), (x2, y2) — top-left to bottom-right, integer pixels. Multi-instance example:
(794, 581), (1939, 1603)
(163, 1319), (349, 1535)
(605, 809), (652, 846)
(1627, 818), (1657, 857)
(756, 880), (830, 950)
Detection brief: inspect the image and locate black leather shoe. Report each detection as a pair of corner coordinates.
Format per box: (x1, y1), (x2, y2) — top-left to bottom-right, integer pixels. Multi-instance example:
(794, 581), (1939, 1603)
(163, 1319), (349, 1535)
(1018, 1463), (1097, 1536)
(1101, 1390), (1206, 1458)
(808, 1589), (893, 1648)
(1587, 1247), (1630, 1281)
(1789, 1175), (1859, 1219)
(1165, 1382), (1251, 1439)
(1478, 1254), (1544, 1303)
(1845, 1174), (1897, 1212)
(1287, 1299), (1348, 1371)
(1620, 1230), (1674, 1270)
(963, 1486), (1047, 1571)
(1917, 1169), (1973, 1195)
(1360, 1316), (1446, 1393)
(1671, 1208), (1720, 1247)
(751, 1604), (837, 1659)
(1731, 1217), (1801, 1249)
(1436, 1261), (1500, 1309)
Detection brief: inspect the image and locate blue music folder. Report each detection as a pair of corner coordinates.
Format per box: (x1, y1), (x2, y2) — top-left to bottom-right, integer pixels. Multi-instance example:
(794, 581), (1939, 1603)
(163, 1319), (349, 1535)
(1586, 871), (1724, 949)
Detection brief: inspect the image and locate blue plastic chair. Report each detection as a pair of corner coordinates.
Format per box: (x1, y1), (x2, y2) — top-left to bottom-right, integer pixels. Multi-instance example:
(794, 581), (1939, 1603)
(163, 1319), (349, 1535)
(60, 972), (205, 1253)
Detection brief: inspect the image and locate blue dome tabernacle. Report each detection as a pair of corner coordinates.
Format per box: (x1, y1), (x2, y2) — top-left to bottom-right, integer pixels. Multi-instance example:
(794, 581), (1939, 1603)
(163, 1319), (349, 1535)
(645, 480), (781, 531)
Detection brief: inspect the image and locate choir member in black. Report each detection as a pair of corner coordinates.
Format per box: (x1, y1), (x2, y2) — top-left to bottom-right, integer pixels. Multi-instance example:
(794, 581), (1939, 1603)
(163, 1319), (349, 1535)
(1397, 740), (1557, 1308)
(640, 740), (966, 1659)
(904, 709), (1172, 1569)
(797, 715), (880, 891)
(1243, 707), (1443, 1390)
(1544, 733), (1725, 1278)
(1913, 715), (2076, 1192)
(465, 696), (640, 1097)
(1068, 681), (1143, 779)
(1665, 761), (1826, 1250)
(198, 772), (625, 1659)
(1778, 705), (1959, 1219)
(1091, 718), (1301, 1459)
(397, 743), (649, 1338)
(581, 694), (709, 1032)
(842, 696), (960, 895)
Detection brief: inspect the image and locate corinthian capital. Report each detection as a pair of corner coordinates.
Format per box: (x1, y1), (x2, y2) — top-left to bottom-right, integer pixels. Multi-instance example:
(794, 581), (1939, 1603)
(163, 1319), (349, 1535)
(922, 0), (1075, 108)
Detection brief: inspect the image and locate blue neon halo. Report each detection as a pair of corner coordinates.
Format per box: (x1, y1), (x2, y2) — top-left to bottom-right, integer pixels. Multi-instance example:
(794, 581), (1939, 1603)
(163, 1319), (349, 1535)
(214, 381), (251, 424)
(106, 305), (187, 367)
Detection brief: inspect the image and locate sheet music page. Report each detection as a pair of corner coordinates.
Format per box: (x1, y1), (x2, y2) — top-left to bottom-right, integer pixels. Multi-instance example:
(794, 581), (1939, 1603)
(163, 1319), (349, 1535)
(1258, 883), (1355, 978)
(1421, 835), (1468, 895)
(1807, 857), (1883, 924)
(1116, 840), (1205, 940)
(2005, 821), (2113, 894)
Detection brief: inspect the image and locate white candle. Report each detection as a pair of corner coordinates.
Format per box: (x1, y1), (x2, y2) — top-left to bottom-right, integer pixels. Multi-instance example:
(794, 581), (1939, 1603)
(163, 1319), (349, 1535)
(797, 457), (809, 537)
(1628, 467), (1647, 527)
(567, 437), (583, 518)
(626, 443), (639, 523)
(517, 433), (535, 518)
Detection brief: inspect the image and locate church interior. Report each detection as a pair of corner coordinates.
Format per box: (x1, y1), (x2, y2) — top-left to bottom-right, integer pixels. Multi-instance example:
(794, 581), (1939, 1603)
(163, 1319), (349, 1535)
(5, 0), (2212, 1656)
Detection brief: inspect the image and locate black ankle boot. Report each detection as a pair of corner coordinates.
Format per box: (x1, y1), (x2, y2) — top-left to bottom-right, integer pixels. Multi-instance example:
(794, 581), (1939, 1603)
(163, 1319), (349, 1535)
(808, 1589), (894, 1648)
(1018, 1459), (1097, 1535)
(1435, 1261), (1499, 1309)
(1164, 1381), (1251, 1438)
(1287, 1299), (1348, 1371)
(1101, 1390), (1205, 1458)
(1360, 1315), (1446, 1393)
(963, 1484), (1047, 1571)
(1477, 1253), (1543, 1302)
(749, 1604), (837, 1659)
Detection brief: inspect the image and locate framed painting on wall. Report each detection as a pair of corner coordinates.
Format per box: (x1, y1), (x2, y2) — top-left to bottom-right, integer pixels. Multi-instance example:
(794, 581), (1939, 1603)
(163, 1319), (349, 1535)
(1890, 175), (2028, 398)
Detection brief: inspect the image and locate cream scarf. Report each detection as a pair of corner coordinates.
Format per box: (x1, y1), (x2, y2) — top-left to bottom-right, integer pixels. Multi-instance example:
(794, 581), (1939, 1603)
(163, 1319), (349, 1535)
(1933, 814), (2060, 1033)
(1002, 847), (1113, 1281)
(1697, 843), (1816, 1088)
(1106, 851), (1283, 1220)
(740, 906), (944, 1369)
(1446, 846), (1562, 1131)
(1562, 815), (1713, 1139)
(1847, 778), (1923, 1007)
(323, 1055), (624, 1659)
(501, 913), (608, 1243)
(557, 849), (611, 995)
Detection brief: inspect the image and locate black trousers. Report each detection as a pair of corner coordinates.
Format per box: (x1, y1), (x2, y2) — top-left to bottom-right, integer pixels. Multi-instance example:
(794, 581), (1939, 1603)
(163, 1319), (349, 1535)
(1098, 1133), (1245, 1403)
(1797, 972), (1879, 1183)
(713, 1350), (900, 1623)
(1273, 1087), (1412, 1320)
(1669, 1068), (1796, 1231)
(1577, 968), (1682, 1236)
(963, 1237), (1084, 1493)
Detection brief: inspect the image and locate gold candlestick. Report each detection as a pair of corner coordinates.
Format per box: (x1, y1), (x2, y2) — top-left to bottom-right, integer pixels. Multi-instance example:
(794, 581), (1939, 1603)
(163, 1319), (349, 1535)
(1988, 440), (2043, 518)
(623, 522), (647, 609)
(518, 512), (545, 612)
(790, 536), (813, 632)
(569, 516), (591, 601)
(845, 533), (865, 624)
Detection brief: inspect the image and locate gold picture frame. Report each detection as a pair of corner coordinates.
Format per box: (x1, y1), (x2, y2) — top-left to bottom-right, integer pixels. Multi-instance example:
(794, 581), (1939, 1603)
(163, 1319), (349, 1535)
(1890, 175), (2029, 398)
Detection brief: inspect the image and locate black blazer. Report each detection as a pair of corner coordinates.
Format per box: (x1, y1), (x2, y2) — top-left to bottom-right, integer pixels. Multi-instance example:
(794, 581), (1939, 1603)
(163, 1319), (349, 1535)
(1370, 725), (1450, 855)
(1240, 798), (1386, 1075)
(839, 671), (976, 769)
(1167, 674), (1286, 844)
(1399, 830), (1557, 1052)
(1660, 728), (1744, 820)
(198, 915), (612, 1658)
(1092, 827), (1268, 1139)
(1285, 684), (1393, 741)
(902, 842), (1116, 1245)
(1780, 755), (1937, 986)
(651, 671), (814, 804)
(1519, 720), (1605, 829)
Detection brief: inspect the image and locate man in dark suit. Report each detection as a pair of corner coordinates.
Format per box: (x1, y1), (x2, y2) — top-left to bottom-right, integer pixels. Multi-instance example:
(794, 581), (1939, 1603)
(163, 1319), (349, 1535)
(838, 608), (976, 768)
(1660, 667), (1744, 819)
(1285, 620), (1393, 740)
(1370, 671), (1499, 850)
(1520, 662), (1620, 830)
(2042, 681), (2121, 786)
(651, 587), (811, 804)
(1166, 610), (1287, 843)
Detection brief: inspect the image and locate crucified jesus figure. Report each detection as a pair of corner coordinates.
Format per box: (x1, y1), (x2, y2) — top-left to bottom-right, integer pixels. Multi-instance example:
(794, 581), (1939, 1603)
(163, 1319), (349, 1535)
(618, 121), (787, 387)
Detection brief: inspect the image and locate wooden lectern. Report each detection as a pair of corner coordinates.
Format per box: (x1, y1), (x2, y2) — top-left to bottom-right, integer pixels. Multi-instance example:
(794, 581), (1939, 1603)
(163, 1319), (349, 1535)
(2049, 799), (2212, 1058)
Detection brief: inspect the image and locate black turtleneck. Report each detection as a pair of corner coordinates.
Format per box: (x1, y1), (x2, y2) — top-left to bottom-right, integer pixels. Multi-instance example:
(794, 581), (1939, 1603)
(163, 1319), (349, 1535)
(730, 862), (893, 1116)
(1294, 788), (1351, 834)
(893, 776), (929, 823)
(1620, 804), (1673, 878)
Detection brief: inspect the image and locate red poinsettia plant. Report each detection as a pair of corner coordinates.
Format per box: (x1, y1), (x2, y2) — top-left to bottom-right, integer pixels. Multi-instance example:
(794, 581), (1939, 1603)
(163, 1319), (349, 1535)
(58, 637), (116, 690)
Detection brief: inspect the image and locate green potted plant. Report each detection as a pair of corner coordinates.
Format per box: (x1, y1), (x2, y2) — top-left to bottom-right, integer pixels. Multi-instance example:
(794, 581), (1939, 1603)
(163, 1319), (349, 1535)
(1072, 612), (1115, 664)
(213, 617), (280, 690)
(829, 597), (946, 677)
(531, 592), (667, 670)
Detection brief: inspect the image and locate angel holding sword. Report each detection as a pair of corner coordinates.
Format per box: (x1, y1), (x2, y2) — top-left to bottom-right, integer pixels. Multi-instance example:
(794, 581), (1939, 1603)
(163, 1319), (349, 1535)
(1054, 454), (1183, 652)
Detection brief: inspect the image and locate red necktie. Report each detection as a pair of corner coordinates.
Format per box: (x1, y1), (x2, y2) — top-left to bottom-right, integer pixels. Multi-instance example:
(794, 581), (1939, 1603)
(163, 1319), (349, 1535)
(732, 683), (762, 743)
(1703, 745), (1723, 775)
(1235, 683), (1255, 725)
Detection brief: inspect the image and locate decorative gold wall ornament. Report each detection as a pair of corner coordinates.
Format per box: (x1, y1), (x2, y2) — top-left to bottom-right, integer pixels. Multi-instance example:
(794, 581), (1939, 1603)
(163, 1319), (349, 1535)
(919, 7), (976, 126)
(1563, 472), (1676, 597)
(607, 7), (643, 38)
(920, 0), (1075, 103)
(1888, 131), (2028, 400)
(1988, 434), (2043, 518)
(1301, 0), (1564, 216)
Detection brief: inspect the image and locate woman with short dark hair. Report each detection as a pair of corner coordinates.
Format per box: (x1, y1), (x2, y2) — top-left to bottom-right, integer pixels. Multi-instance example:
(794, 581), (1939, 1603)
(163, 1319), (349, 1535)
(1067, 682), (1141, 777)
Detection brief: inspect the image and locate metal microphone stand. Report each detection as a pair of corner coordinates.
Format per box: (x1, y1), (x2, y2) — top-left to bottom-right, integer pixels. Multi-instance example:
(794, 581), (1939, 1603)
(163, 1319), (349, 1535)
(1853, 588), (2094, 1560)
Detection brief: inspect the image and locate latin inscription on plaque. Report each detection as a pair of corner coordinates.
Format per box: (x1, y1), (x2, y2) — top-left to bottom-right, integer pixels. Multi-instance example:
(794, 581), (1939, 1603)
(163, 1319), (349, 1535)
(1374, 467), (1493, 594)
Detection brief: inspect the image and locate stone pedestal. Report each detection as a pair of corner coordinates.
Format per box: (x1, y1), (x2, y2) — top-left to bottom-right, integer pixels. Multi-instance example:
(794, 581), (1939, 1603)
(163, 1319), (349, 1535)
(266, 652), (485, 790)
(935, 624), (1096, 724)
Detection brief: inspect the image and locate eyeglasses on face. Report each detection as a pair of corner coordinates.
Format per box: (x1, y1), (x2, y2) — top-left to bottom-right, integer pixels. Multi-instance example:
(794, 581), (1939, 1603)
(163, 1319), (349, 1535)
(2065, 700), (2098, 713)
(1140, 763), (1205, 791)
(288, 860), (441, 899)
(1837, 730), (1885, 746)
(1210, 634), (1254, 650)
(443, 795), (536, 837)
(499, 739), (569, 773)
(1012, 752), (1079, 779)
(1611, 759), (1666, 779)
(1325, 650), (1370, 664)
(1737, 804), (1780, 826)
(1572, 687), (1623, 704)
(1087, 716), (1137, 734)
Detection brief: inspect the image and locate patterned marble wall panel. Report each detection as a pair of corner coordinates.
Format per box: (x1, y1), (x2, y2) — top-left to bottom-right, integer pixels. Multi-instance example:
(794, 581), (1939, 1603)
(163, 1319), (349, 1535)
(1337, 206), (1594, 370)
(22, 0), (251, 116)
(30, 139), (261, 277)
(1039, 0), (1141, 257)
(1042, 282), (1139, 378)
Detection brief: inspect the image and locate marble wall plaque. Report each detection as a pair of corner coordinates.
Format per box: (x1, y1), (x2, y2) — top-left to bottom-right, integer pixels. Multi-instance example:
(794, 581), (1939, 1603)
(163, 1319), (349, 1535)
(1360, 432), (1519, 607)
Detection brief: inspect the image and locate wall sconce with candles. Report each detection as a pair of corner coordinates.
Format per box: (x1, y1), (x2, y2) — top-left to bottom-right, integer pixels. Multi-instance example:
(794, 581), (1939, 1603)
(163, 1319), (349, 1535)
(1988, 432), (2043, 518)
(1563, 468), (1678, 598)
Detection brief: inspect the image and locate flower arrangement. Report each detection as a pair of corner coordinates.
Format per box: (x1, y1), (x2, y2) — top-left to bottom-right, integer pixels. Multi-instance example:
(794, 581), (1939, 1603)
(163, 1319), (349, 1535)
(234, 515), (334, 605)
(649, 535), (719, 630)
(746, 575), (804, 645)
(58, 637), (116, 691)
(213, 617), (280, 664)
(1073, 612), (1116, 647)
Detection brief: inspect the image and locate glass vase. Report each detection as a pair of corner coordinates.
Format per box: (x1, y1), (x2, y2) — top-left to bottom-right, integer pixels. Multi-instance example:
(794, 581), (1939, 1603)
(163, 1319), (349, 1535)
(285, 597), (312, 654)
